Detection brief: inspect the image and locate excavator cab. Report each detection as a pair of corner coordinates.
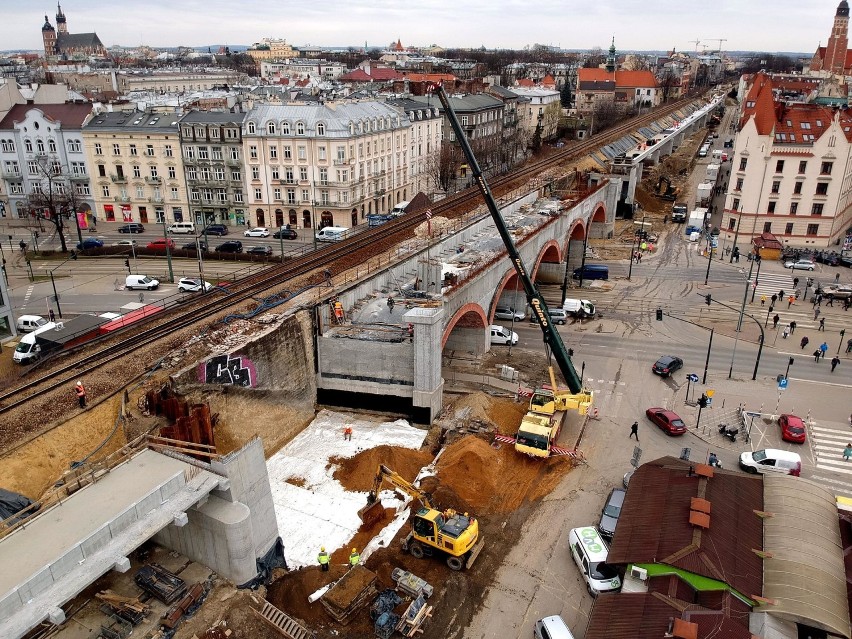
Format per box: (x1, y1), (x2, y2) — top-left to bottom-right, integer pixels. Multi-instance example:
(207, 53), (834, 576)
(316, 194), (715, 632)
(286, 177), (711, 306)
(406, 507), (482, 571)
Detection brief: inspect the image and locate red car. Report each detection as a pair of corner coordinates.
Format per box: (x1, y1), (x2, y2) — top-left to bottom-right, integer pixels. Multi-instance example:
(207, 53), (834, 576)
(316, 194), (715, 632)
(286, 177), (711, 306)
(146, 238), (176, 250)
(779, 414), (806, 444)
(645, 407), (687, 436)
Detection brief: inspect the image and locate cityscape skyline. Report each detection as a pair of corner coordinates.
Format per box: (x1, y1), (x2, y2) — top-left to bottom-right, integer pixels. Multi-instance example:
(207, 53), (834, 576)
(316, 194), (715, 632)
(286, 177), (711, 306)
(2, 0), (832, 55)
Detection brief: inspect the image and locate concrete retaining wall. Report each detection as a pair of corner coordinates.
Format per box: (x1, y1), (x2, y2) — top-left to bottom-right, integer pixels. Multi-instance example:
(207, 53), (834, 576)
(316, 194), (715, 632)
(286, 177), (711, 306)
(318, 337), (415, 395)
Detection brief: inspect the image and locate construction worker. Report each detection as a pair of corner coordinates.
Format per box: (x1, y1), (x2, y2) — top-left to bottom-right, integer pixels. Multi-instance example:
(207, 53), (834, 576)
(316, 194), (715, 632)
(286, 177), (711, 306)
(317, 546), (329, 572)
(387, 295), (395, 313)
(333, 300), (344, 324)
(343, 425), (353, 441)
(349, 548), (360, 568)
(74, 380), (87, 408)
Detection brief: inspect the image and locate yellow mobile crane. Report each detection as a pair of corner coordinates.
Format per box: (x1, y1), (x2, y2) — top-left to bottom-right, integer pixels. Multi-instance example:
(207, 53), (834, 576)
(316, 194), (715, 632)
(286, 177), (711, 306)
(358, 464), (485, 571)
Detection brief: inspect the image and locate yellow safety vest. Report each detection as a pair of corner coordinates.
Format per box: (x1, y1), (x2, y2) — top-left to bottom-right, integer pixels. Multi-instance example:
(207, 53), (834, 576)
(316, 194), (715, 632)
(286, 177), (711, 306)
(349, 551), (360, 566)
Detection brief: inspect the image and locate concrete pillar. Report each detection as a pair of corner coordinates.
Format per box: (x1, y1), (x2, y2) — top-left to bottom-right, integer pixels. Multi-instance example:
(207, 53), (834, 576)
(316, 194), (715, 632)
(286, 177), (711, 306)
(405, 306), (444, 422)
(173, 512), (188, 527)
(417, 257), (442, 294)
(567, 239), (585, 269)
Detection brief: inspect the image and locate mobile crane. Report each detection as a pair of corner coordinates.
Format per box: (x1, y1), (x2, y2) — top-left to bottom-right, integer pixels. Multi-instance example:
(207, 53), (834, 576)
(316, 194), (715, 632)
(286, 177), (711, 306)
(429, 85), (594, 457)
(358, 464), (484, 571)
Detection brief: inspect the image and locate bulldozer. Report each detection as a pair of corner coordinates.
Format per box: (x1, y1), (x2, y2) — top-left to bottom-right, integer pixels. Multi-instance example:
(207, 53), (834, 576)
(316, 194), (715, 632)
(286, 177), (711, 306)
(358, 464), (485, 571)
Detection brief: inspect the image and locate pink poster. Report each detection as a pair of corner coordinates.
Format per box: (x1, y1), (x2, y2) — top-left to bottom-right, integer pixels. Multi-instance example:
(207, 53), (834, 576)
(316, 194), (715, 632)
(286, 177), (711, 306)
(121, 204), (132, 222)
(76, 211), (88, 230)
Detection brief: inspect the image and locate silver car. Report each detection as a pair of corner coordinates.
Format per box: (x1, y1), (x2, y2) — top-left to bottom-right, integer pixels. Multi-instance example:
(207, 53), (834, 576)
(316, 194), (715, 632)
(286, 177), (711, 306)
(784, 259), (815, 271)
(494, 305), (525, 321)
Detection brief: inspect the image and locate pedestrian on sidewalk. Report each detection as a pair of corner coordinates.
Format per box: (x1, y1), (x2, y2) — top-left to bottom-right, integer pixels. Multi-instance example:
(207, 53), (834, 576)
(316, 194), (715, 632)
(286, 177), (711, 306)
(847, 338), (852, 353)
(800, 336), (809, 350)
(317, 547), (330, 572)
(629, 421), (639, 441)
(844, 444), (852, 461)
(48, 309), (55, 322)
(820, 341), (829, 359)
(814, 349), (822, 362)
(790, 321), (797, 334)
(74, 380), (87, 408)
(760, 295), (767, 306)
(773, 314), (780, 329)
(832, 356), (841, 372)
(836, 273), (841, 284)
(814, 307), (821, 321)
(818, 317), (825, 331)
(782, 326), (790, 339)
(788, 295), (795, 308)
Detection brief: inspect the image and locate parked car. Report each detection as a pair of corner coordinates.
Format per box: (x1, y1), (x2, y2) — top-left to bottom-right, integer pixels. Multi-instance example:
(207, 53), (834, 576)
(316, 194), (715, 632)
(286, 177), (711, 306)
(244, 227), (270, 238)
(651, 355), (683, 377)
(215, 240), (243, 253)
(117, 223), (144, 234)
(203, 224), (229, 236)
(273, 227), (298, 240)
(247, 245), (272, 256)
(784, 259), (816, 271)
(824, 285), (852, 301)
(597, 488), (626, 541)
(645, 407), (687, 435)
(77, 238), (104, 250)
(779, 413), (806, 444)
(177, 278), (212, 293)
(495, 305), (525, 321)
(182, 241), (208, 252)
(146, 238), (176, 250)
(489, 324), (518, 346)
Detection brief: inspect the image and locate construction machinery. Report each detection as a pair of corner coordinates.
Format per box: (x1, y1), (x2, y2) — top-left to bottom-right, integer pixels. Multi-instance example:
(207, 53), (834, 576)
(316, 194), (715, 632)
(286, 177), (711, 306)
(655, 175), (678, 201)
(358, 465), (484, 571)
(429, 84), (593, 457)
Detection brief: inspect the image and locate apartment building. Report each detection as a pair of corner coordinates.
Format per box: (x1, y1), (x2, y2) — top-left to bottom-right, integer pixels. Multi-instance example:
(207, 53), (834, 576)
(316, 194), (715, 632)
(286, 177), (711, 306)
(121, 70), (247, 94)
(386, 98), (443, 197)
(0, 103), (95, 222)
(722, 72), (852, 251)
(82, 110), (188, 226)
(242, 101), (413, 230)
(510, 86), (561, 141)
(178, 111), (248, 227)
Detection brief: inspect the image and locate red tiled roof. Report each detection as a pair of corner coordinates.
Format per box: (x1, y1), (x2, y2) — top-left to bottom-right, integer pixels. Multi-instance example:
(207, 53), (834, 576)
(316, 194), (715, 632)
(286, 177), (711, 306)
(541, 74), (556, 88)
(812, 45), (852, 71)
(516, 78), (535, 88)
(0, 102), (93, 130)
(608, 457), (764, 599)
(577, 68), (658, 88)
(402, 72), (456, 83)
(739, 72), (777, 135)
(339, 66), (402, 82)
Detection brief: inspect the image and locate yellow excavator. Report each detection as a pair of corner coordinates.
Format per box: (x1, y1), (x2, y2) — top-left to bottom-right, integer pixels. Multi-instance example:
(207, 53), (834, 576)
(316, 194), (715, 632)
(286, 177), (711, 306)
(358, 464), (485, 571)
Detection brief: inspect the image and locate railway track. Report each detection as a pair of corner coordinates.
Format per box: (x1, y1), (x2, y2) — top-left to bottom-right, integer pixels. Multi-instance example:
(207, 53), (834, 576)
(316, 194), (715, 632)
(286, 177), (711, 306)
(0, 92), (709, 418)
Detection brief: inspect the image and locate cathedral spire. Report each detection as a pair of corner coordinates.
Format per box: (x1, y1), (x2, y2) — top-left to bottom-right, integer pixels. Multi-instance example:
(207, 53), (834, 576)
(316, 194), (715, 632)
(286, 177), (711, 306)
(606, 37), (617, 73)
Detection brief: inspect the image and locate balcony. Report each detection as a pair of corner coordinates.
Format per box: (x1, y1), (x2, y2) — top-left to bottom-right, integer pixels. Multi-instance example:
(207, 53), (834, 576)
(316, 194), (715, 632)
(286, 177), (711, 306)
(279, 179), (297, 185)
(334, 158), (353, 166)
(1, 169), (22, 179)
(148, 196), (164, 203)
(113, 195), (131, 203)
(145, 176), (162, 184)
(110, 174), (127, 184)
(69, 173), (89, 182)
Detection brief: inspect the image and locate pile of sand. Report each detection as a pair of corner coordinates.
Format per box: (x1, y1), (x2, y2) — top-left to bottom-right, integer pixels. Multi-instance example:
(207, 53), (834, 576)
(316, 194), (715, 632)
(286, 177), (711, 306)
(413, 216), (452, 238)
(331, 445), (434, 493)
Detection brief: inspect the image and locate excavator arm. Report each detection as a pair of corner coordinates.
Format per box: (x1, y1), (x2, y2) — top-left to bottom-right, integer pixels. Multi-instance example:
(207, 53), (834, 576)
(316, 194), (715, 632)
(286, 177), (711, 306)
(360, 464), (432, 524)
(429, 85), (584, 393)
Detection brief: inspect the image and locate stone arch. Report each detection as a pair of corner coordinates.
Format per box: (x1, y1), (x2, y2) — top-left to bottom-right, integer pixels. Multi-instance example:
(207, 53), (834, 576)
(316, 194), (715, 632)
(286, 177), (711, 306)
(490, 268), (524, 323)
(563, 219), (587, 271)
(531, 240), (562, 281)
(591, 204), (606, 224)
(441, 303), (488, 350)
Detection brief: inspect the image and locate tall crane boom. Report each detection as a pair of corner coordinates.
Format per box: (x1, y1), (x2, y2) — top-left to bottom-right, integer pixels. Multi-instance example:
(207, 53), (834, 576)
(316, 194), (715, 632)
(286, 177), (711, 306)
(430, 85), (583, 393)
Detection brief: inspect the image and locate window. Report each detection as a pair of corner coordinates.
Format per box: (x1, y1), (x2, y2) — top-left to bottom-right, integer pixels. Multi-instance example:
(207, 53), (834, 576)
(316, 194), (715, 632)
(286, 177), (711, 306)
(267, 121), (277, 135)
(793, 181), (802, 194)
(234, 190), (243, 203)
(732, 198), (740, 210)
(254, 188), (262, 201)
(3, 160), (19, 175)
(300, 167), (308, 181)
(250, 145), (258, 159)
(812, 203), (824, 216)
(198, 146), (209, 160)
(296, 122), (305, 135)
(136, 185), (145, 198)
(150, 166), (158, 178)
(285, 168), (294, 183)
(247, 121), (256, 134)
(269, 145), (278, 159)
(94, 142), (102, 155)
(186, 167), (197, 180)
(821, 161), (833, 175)
(212, 146), (222, 160)
(133, 165), (141, 178)
(298, 146), (306, 160)
(230, 147), (240, 161)
(775, 160), (784, 173)
(282, 122), (291, 135)
(97, 164), (106, 177)
(190, 188), (200, 201)
(739, 158), (747, 171)
(798, 161), (807, 174)
(165, 144), (174, 157)
(318, 146), (326, 160)
(70, 161), (86, 176)
(728, 218), (736, 230)
(75, 183), (90, 196)
(271, 167), (279, 180)
(790, 202), (798, 215)
(216, 188), (226, 203)
(283, 145), (292, 159)
(807, 223), (819, 236)
(48, 139), (56, 153)
(113, 143), (121, 155)
(815, 182), (829, 195)
(24, 139), (33, 153)
(771, 181), (780, 193)
(129, 144), (138, 156)
(171, 187), (179, 200)
(211, 128), (220, 139)
(785, 223), (794, 234)
(214, 167), (225, 181)
(301, 189), (309, 202)
(735, 178), (743, 190)
(767, 201), (776, 214)
(101, 185), (110, 198)
(1, 139), (14, 152)
(36, 139), (45, 154)
(146, 144), (154, 156)
(337, 146), (345, 161)
(67, 140), (80, 153)
(251, 166), (260, 180)
(185, 146), (196, 160)
(287, 188), (296, 204)
(27, 160), (38, 175)
(763, 222), (772, 233)
(168, 166), (176, 179)
(317, 122), (325, 136)
(273, 188), (281, 201)
(231, 170), (241, 181)
(199, 167), (211, 181)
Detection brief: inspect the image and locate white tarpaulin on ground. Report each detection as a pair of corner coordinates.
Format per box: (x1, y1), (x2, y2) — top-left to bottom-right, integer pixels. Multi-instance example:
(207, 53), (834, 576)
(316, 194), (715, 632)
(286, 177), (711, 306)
(267, 409), (427, 569)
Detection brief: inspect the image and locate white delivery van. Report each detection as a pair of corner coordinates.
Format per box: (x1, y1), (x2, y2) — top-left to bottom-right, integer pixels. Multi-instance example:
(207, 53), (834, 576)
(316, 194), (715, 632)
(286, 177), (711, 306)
(16, 315), (48, 333)
(167, 222), (196, 234)
(568, 527), (622, 596)
(315, 226), (349, 242)
(13, 321), (56, 364)
(390, 201), (410, 217)
(534, 616), (575, 639)
(712, 149), (723, 160)
(563, 299), (596, 318)
(489, 324), (518, 346)
(125, 274), (160, 290)
(739, 449), (801, 476)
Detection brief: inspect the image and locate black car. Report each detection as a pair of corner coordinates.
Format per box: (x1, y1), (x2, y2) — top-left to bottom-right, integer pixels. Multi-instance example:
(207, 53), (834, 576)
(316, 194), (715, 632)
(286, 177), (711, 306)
(215, 240), (243, 253)
(652, 355), (683, 377)
(247, 245), (272, 256)
(204, 224), (229, 236)
(598, 488), (626, 541)
(273, 227), (298, 240)
(117, 223), (145, 234)
(182, 241), (208, 252)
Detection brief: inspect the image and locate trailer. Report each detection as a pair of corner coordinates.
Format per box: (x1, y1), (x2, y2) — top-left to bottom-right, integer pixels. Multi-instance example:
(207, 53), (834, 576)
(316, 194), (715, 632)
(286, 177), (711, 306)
(706, 164), (720, 182)
(696, 182), (713, 206)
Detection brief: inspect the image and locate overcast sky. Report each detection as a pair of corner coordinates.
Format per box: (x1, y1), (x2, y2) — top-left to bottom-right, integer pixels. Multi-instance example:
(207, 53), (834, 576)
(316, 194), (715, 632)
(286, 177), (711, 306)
(3, 1), (834, 54)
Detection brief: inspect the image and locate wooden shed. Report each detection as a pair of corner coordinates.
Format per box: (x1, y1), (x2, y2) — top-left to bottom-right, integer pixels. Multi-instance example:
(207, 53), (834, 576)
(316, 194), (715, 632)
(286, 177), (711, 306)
(752, 232), (783, 261)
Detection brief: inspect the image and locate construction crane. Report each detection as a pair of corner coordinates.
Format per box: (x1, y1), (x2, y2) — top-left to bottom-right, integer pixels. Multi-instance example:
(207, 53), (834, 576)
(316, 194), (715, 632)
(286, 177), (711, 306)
(707, 38), (728, 54)
(688, 39), (702, 52)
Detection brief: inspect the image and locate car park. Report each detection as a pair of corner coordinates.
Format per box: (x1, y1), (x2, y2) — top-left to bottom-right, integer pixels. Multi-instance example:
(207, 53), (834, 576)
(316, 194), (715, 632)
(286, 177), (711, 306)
(77, 238), (104, 250)
(146, 238), (175, 250)
(273, 227), (298, 240)
(247, 245), (272, 256)
(779, 414), (806, 444)
(244, 227), (270, 237)
(182, 241), (208, 252)
(645, 407), (687, 435)
(215, 240), (243, 253)
(489, 324), (518, 346)
(177, 278), (212, 293)
(203, 224), (229, 236)
(784, 259), (815, 271)
(597, 488), (626, 541)
(651, 355), (683, 377)
(117, 223), (144, 234)
(494, 305), (525, 321)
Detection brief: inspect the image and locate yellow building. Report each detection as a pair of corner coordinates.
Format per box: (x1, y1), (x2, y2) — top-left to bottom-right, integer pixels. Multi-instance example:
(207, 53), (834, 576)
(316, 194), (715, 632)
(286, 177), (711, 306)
(245, 38), (297, 63)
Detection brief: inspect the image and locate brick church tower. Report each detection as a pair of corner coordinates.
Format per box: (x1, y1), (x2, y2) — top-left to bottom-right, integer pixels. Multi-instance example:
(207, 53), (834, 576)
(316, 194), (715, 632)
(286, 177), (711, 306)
(42, 15), (57, 57)
(824, 0), (850, 75)
(56, 2), (68, 34)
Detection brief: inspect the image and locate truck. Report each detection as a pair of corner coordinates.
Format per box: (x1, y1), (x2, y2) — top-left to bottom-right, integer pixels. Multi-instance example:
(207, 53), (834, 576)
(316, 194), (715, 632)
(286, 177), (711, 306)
(12, 321), (56, 364)
(686, 208), (708, 235)
(696, 182), (713, 205)
(671, 202), (688, 223)
(706, 164), (720, 182)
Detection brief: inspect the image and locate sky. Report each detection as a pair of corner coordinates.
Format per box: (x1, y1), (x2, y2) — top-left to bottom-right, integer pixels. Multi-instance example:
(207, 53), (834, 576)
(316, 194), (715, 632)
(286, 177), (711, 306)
(1, 1), (836, 54)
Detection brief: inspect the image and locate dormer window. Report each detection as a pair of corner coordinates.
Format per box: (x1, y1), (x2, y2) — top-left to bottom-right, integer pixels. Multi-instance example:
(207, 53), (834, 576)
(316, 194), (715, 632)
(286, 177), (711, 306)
(282, 122), (291, 135)
(296, 122), (305, 135)
(317, 122), (325, 136)
(247, 121), (256, 134)
(267, 121), (277, 135)
(801, 122), (811, 130)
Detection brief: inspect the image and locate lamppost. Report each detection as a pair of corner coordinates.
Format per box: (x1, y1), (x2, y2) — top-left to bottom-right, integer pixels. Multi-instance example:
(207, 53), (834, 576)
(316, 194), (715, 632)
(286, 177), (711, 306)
(700, 293), (765, 381)
(729, 205), (742, 263)
(627, 215), (649, 281)
(48, 255), (76, 319)
(749, 254), (762, 303)
(159, 214), (174, 283)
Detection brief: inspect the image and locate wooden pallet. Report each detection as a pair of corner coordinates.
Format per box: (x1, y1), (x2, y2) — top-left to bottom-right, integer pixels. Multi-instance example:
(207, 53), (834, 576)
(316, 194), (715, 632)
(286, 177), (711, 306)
(252, 601), (315, 639)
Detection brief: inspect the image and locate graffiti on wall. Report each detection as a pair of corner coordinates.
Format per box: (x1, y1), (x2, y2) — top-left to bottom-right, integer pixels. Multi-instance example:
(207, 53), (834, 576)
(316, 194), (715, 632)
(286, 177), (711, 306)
(198, 354), (257, 387)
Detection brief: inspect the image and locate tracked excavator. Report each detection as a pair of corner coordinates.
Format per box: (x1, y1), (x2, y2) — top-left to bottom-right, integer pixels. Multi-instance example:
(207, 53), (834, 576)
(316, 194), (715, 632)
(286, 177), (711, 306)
(358, 464), (484, 571)
(429, 85), (593, 458)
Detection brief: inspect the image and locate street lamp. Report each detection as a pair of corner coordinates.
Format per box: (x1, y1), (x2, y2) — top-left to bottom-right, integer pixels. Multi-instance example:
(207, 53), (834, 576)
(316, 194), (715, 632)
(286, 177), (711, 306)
(627, 215), (649, 281)
(48, 255), (76, 319)
(749, 254), (762, 303)
(160, 215), (174, 283)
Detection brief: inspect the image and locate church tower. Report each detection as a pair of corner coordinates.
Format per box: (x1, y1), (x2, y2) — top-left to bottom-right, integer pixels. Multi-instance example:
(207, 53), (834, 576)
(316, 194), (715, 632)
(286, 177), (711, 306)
(825, 0), (849, 75)
(605, 37), (617, 73)
(42, 15), (57, 57)
(56, 2), (68, 34)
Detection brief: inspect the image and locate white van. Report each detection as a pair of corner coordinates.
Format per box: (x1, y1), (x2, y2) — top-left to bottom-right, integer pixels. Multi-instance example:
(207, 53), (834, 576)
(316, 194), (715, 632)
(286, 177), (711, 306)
(563, 299), (596, 318)
(534, 616), (575, 639)
(390, 201), (410, 217)
(167, 222), (196, 234)
(125, 274), (160, 290)
(568, 527), (622, 596)
(711, 149), (723, 160)
(315, 226), (349, 242)
(739, 449), (801, 476)
(13, 321), (56, 364)
(16, 315), (48, 333)
(490, 324), (518, 346)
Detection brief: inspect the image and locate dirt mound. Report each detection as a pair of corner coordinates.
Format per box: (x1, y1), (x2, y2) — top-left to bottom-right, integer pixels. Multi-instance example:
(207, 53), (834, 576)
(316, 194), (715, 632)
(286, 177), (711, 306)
(487, 398), (527, 434)
(331, 445), (434, 492)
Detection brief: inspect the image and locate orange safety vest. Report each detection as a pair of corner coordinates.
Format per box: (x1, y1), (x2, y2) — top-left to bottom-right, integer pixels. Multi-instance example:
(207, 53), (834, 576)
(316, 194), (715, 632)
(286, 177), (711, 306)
(75, 384), (86, 398)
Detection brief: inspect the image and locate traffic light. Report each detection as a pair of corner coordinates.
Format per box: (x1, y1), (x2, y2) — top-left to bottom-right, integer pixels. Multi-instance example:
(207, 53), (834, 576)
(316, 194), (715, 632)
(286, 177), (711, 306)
(656, 307), (663, 321)
(705, 294), (712, 306)
(698, 394), (709, 408)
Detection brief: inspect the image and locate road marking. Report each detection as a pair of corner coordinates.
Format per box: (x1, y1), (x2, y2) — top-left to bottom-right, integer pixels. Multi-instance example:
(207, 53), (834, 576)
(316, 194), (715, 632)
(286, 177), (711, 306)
(814, 461), (852, 475)
(809, 474), (852, 496)
(786, 377), (852, 388)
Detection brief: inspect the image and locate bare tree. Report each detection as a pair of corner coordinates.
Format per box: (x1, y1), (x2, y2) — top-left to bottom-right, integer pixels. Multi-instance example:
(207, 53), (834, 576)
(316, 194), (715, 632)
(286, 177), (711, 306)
(657, 68), (680, 103)
(584, 47), (606, 69)
(24, 156), (88, 253)
(426, 144), (462, 193)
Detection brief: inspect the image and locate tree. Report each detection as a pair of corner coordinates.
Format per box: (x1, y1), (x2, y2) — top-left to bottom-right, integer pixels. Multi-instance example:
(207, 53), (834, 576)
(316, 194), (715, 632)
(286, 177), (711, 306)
(657, 68), (680, 103)
(25, 157), (85, 253)
(560, 80), (573, 108)
(583, 47), (606, 69)
(427, 144), (463, 193)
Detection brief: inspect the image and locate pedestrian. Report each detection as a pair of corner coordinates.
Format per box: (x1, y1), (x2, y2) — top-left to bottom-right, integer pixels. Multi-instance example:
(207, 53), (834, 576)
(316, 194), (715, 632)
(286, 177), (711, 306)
(782, 326), (790, 339)
(788, 295), (795, 308)
(819, 317), (825, 331)
(832, 356), (841, 372)
(760, 295), (767, 307)
(771, 294), (778, 305)
(827, 295), (834, 307)
(74, 380), (87, 408)
(387, 295), (395, 313)
(800, 336), (809, 350)
(793, 277), (799, 288)
(820, 341), (829, 358)
(845, 298), (850, 311)
(789, 321), (797, 334)
(836, 273), (841, 284)
(48, 309), (55, 322)
(814, 348), (822, 362)
(637, 251), (642, 263)
(19, 240), (26, 253)
(844, 444), (852, 461)
(629, 421), (639, 441)
(343, 425), (353, 441)
(349, 548), (360, 568)
(318, 546), (330, 572)
(847, 338), (852, 353)
(773, 314), (780, 329)
(779, 289), (785, 301)
(814, 307), (821, 321)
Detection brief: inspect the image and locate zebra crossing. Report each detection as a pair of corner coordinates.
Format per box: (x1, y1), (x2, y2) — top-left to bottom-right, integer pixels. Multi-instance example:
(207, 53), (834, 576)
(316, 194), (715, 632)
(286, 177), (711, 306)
(753, 270), (797, 301)
(809, 424), (852, 497)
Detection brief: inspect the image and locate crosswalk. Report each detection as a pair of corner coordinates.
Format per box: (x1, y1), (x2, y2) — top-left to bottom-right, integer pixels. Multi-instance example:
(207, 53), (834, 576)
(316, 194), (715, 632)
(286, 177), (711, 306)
(810, 424), (852, 497)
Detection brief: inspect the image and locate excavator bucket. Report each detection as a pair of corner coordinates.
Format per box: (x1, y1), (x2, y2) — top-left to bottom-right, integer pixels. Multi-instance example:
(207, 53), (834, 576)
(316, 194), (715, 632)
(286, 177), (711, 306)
(465, 536), (486, 569)
(358, 500), (385, 527)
